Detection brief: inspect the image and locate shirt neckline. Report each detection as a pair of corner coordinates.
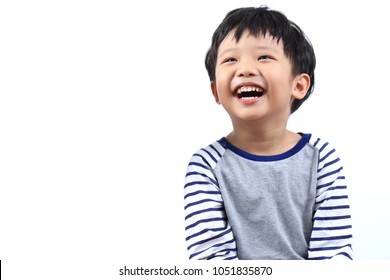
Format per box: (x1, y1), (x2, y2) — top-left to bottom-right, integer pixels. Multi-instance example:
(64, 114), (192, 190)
(219, 133), (312, 162)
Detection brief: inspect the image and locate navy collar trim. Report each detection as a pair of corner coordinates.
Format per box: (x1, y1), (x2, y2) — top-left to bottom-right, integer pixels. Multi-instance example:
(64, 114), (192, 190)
(218, 133), (312, 162)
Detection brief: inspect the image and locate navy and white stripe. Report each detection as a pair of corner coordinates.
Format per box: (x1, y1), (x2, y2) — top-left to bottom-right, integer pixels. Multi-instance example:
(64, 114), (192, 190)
(184, 141), (238, 260)
(308, 136), (353, 260)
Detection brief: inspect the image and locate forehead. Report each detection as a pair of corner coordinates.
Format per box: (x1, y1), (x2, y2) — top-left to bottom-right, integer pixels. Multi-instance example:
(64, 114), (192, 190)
(218, 29), (284, 54)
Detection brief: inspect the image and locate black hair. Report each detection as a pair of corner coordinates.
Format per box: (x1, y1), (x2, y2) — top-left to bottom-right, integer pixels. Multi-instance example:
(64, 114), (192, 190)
(205, 6), (316, 113)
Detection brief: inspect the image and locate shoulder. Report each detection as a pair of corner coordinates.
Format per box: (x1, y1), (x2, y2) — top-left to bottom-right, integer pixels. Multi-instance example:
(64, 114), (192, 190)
(188, 139), (227, 170)
(305, 133), (345, 173)
(306, 134), (340, 156)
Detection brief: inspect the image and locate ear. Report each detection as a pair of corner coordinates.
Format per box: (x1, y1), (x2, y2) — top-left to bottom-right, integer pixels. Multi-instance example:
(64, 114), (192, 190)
(210, 82), (221, 104)
(291, 73), (310, 100)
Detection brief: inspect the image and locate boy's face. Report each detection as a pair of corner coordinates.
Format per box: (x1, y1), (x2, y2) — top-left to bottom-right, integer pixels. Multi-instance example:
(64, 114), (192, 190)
(211, 29), (309, 124)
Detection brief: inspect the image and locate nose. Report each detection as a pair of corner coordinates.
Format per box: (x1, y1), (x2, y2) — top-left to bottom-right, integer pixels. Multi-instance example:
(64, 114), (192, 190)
(236, 59), (259, 77)
(236, 61), (258, 77)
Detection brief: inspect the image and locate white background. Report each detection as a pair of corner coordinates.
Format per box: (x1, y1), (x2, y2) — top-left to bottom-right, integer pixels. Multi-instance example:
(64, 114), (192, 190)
(1, 0), (389, 279)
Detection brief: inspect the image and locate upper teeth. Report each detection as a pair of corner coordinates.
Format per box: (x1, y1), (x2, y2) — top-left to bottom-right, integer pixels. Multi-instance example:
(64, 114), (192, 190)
(237, 86), (262, 94)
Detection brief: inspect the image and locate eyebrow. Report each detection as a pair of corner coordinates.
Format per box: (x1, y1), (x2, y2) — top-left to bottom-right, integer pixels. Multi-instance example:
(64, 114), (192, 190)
(218, 46), (281, 58)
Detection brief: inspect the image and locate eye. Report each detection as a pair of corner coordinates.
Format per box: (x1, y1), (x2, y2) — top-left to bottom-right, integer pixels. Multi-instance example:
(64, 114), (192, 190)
(223, 57), (237, 63)
(258, 55), (271, 60)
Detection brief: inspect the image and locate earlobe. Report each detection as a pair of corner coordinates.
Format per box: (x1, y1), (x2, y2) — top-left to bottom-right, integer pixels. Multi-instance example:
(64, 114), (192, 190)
(211, 82), (221, 104)
(292, 74), (310, 100)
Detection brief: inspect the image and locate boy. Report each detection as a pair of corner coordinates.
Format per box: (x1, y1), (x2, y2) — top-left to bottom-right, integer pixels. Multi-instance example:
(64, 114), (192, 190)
(184, 6), (353, 260)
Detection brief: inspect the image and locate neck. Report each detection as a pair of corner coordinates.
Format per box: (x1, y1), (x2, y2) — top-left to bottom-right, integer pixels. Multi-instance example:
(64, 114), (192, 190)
(226, 121), (299, 156)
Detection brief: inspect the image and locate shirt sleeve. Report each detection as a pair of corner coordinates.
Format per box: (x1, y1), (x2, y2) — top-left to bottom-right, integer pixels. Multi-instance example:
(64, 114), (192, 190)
(308, 138), (353, 260)
(184, 145), (238, 260)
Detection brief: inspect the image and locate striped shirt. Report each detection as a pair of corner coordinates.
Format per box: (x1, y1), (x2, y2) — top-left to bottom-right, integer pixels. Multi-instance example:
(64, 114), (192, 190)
(184, 133), (353, 260)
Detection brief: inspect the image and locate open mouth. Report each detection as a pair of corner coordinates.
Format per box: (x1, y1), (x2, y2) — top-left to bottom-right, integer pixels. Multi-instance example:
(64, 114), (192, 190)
(236, 86), (264, 100)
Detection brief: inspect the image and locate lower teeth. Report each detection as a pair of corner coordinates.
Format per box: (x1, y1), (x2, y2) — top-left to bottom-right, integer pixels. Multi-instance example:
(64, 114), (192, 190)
(241, 96), (258, 99)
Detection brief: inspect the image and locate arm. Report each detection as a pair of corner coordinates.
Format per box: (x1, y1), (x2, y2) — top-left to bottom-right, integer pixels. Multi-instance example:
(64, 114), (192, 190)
(308, 139), (353, 260)
(184, 147), (238, 260)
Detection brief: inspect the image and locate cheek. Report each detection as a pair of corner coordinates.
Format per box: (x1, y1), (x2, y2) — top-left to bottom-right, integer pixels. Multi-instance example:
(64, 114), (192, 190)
(215, 72), (232, 92)
(268, 66), (288, 80)
(269, 69), (294, 90)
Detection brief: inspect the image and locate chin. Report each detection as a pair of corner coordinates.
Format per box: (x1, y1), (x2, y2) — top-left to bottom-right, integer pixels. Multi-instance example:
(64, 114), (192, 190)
(231, 113), (266, 123)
